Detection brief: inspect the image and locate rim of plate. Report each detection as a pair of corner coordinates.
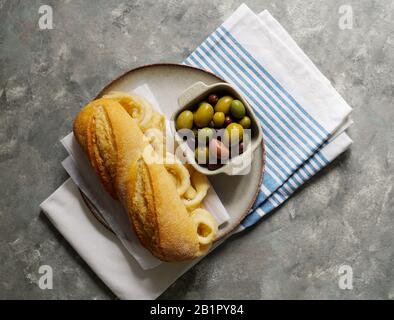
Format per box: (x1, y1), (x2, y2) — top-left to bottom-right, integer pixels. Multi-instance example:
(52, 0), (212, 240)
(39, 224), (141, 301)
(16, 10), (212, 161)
(78, 63), (266, 240)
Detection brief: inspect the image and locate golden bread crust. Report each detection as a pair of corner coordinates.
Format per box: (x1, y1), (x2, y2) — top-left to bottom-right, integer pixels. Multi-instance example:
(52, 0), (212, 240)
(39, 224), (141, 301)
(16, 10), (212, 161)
(73, 98), (200, 261)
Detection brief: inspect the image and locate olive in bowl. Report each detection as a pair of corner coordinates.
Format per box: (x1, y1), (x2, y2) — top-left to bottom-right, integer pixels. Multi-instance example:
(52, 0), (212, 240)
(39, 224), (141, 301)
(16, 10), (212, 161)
(172, 81), (263, 176)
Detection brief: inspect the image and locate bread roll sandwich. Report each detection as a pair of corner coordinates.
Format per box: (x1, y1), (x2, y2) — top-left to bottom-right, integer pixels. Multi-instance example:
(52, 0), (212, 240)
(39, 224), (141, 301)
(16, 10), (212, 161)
(73, 96), (217, 261)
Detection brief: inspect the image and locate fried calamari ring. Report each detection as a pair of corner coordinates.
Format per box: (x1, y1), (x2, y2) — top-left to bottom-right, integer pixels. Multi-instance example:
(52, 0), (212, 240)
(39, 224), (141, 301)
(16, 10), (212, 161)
(183, 169), (210, 210)
(191, 208), (218, 254)
(163, 153), (191, 196)
(184, 186), (197, 200)
(132, 95), (164, 131)
(143, 111), (165, 133)
(144, 128), (165, 159)
(103, 91), (153, 129)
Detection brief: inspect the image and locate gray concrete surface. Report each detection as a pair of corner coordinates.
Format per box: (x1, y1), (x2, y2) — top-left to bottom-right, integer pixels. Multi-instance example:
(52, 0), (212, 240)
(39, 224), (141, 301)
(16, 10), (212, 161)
(0, 0), (393, 299)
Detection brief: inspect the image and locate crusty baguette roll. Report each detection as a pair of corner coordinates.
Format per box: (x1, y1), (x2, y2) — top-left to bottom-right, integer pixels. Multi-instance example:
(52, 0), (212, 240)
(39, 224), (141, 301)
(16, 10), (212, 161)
(73, 98), (202, 261)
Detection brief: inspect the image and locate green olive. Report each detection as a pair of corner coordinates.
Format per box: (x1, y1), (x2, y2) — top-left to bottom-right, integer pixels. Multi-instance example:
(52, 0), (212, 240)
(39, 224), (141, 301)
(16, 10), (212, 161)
(195, 146), (209, 164)
(230, 100), (246, 119)
(176, 110), (194, 130)
(225, 123), (244, 145)
(198, 127), (214, 144)
(214, 96), (233, 114)
(239, 116), (251, 129)
(194, 102), (214, 128)
(213, 112), (225, 128)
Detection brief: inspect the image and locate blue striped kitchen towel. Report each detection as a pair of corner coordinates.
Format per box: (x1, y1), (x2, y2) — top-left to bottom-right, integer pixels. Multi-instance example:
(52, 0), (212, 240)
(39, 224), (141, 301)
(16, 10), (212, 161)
(184, 4), (353, 229)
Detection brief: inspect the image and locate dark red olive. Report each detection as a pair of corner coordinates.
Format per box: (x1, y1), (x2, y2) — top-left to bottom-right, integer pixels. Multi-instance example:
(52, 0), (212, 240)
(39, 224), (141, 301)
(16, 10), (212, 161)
(239, 142), (244, 154)
(224, 115), (233, 126)
(207, 94), (219, 106)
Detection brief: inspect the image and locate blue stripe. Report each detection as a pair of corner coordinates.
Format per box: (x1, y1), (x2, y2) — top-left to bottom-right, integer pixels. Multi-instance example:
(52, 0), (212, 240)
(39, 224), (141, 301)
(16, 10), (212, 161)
(192, 47), (315, 181)
(208, 31), (323, 152)
(190, 55), (306, 190)
(208, 30), (329, 169)
(242, 211), (263, 228)
(195, 42), (326, 177)
(262, 171), (281, 194)
(190, 51), (307, 185)
(197, 41), (318, 169)
(250, 143), (333, 221)
(188, 53), (328, 177)
(247, 151), (329, 227)
(188, 54), (296, 183)
(252, 192), (267, 210)
(200, 39), (322, 175)
(219, 25), (330, 141)
(188, 55), (303, 189)
(260, 199), (276, 214)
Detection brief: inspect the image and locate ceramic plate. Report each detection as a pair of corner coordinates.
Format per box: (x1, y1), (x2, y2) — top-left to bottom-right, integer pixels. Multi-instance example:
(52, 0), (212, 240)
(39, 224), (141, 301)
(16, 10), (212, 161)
(83, 63), (265, 239)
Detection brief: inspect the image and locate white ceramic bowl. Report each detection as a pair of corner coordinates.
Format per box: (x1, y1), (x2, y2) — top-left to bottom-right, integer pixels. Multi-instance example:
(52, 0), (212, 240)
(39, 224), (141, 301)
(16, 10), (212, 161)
(171, 81), (263, 176)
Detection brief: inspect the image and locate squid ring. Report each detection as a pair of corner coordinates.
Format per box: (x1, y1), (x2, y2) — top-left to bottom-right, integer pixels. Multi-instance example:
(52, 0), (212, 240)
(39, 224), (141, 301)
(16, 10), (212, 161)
(163, 153), (191, 196)
(103, 92), (153, 128)
(191, 208), (218, 246)
(183, 170), (210, 210)
(130, 95), (153, 128)
(144, 128), (165, 158)
(184, 186), (197, 200)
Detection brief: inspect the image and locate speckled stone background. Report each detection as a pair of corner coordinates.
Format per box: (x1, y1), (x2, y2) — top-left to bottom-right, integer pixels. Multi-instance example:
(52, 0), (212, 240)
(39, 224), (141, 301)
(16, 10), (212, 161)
(1, 0), (393, 299)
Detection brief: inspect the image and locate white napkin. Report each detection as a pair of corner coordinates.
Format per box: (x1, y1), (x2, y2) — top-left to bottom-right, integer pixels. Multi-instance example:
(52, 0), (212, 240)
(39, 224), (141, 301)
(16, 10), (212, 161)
(40, 178), (205, 299)
(257, 10), (354, 137)
(40, 5), (353, 299)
